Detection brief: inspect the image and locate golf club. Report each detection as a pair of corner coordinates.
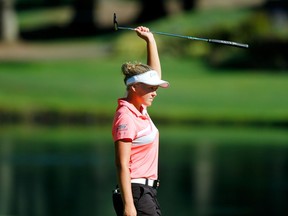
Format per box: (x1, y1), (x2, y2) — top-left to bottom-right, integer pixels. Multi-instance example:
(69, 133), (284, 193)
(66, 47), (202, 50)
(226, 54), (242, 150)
(113, 13), (249, 49)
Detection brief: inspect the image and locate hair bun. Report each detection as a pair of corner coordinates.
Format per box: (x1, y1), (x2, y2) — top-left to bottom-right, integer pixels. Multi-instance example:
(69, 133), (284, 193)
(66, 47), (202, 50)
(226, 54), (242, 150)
(121, 62), (136, 76)
(121, 62), (152, 86)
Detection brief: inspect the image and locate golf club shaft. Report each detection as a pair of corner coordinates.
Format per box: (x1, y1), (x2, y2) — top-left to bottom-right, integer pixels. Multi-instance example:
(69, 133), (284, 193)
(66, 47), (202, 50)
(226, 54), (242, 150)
(117, 26), (248, 48)
(114, 13), (249, 49)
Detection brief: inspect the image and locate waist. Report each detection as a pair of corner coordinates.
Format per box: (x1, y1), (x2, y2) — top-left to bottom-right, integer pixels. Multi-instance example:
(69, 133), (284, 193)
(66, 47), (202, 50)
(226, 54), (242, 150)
(131, 178), (160, 189)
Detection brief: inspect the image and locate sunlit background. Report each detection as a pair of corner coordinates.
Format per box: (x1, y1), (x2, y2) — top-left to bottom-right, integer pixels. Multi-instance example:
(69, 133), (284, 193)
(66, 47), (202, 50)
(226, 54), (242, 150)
(0, 0), (288, 215)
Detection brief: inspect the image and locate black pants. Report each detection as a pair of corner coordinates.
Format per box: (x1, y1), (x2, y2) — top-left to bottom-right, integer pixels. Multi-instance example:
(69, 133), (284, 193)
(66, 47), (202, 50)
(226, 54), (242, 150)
(112, 184), (161, 216)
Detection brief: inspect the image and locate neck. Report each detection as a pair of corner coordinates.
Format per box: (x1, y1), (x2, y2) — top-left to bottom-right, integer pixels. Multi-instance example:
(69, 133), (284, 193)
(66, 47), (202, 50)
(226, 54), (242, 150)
(125, 93), (142, 112)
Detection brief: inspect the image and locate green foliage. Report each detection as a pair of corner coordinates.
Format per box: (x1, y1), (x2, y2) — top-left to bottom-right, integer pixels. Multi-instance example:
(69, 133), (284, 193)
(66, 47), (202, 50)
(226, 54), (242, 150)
(113, 8), (288, 70)
(114, 8), (251, 58)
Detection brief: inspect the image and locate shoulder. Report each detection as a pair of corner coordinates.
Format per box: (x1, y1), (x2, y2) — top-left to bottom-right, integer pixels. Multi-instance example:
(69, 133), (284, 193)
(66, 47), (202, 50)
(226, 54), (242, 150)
(113, 106), (135, 127)
(115, 105), (132, 120)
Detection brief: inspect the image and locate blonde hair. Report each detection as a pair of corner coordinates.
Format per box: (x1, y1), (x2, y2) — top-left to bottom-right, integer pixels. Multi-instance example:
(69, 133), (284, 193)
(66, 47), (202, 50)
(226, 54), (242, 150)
(121, 62), (152, 85)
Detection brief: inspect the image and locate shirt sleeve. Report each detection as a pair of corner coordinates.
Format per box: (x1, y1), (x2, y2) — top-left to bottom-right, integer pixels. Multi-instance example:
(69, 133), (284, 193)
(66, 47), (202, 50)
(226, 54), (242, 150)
(112, 112), (136, 142)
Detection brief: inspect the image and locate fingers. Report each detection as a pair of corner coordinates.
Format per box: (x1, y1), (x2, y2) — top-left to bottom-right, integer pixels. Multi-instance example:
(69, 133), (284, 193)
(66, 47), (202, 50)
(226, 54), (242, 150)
(135, 26), (154, 42)
(135, 26), (150, 33)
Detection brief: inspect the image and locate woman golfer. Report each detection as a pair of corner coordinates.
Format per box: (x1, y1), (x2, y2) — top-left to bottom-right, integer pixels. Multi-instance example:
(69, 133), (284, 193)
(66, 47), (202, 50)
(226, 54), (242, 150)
(112, 26), (169, 216)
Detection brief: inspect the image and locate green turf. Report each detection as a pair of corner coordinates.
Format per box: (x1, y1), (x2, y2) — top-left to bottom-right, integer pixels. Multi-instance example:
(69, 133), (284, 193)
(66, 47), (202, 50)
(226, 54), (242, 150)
(159, 57), (288, 121)
(0, 57), (287, 122)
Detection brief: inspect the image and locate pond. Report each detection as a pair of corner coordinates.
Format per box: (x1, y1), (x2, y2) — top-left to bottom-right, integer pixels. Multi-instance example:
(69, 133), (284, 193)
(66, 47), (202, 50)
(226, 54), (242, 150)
(0, 125), (287, 216)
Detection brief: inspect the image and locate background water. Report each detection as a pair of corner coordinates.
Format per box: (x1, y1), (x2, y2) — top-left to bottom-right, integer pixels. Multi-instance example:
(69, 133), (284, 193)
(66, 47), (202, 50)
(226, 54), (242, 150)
(0, 125), (288, 216)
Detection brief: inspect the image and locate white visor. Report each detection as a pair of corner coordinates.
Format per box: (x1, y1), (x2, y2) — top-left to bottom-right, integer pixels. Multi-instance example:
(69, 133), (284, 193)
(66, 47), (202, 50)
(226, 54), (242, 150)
(126, 70), (169, 88)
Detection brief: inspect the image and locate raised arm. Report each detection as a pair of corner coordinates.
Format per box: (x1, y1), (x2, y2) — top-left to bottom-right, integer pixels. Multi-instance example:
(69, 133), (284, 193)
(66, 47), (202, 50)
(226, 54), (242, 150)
(135, 26), (162, 79)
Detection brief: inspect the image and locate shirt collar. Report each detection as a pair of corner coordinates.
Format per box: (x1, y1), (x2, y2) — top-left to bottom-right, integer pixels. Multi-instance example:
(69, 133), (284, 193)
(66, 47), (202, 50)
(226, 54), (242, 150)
(118, 98), (148, 119)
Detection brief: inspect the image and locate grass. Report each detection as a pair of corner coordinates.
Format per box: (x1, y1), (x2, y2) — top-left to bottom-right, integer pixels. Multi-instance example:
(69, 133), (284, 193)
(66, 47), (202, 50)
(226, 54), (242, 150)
(159, 57), (288, 121)
(17, 6), (72, 29)
(159, 125), (288, 146)
(0, 57), (287, 122)
(0, 59), (121, 112)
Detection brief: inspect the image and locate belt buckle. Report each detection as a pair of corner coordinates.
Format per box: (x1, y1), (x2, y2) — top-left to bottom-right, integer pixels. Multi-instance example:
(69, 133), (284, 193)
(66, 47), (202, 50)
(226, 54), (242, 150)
(142, 178), (160, 188)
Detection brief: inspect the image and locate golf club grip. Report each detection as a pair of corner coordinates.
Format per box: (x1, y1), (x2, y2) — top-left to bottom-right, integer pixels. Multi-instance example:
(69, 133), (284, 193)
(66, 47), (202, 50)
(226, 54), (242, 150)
(208, 39), (249, 48)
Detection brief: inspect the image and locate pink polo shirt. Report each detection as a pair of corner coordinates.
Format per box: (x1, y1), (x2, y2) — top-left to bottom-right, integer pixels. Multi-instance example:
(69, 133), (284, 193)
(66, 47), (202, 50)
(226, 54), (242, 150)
(112, 98), (159, 180)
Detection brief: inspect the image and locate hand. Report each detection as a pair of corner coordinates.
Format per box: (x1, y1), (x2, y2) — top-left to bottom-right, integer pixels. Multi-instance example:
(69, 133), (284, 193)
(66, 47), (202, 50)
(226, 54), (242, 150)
(123, 204), (137, 216)
(135, 26), (154, 42)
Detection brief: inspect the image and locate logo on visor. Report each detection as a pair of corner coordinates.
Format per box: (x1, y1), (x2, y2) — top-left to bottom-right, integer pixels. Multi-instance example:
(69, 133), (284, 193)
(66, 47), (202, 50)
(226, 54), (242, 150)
(149, 71), (157, 78)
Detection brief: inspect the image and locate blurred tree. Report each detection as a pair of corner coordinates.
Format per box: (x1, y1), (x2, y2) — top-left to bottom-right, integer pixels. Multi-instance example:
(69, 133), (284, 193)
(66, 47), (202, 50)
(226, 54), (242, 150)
(0, 0), (18, 42)
(68, 0), (98, 35)
(136, 0), (197, 23)
(181, 0), (196, 11)
(45, 0), (63, 7)
(19, 0), (199, 39)
(136, 0), (167, 23)
(263, 0), (288, 16)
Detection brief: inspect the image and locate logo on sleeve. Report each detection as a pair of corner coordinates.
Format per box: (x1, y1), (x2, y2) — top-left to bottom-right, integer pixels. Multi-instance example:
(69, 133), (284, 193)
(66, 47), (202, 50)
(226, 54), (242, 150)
(117, 124), (127, 131)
